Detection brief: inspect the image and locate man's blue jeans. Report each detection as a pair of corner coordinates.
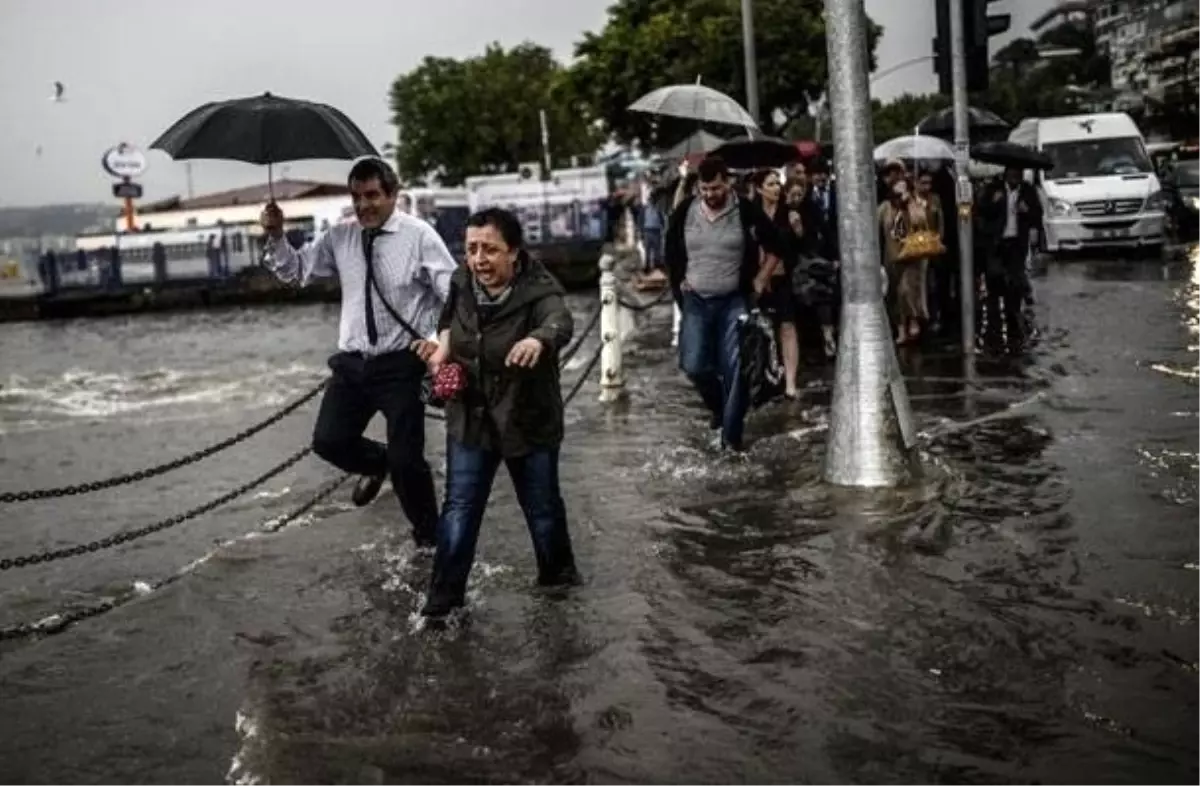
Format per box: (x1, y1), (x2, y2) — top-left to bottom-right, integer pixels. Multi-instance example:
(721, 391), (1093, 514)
(678, 290), (749, 448)
(429, 439), (578, 609)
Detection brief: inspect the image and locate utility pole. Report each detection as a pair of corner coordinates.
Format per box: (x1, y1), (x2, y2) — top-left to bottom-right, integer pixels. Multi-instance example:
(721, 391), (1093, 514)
(185, 161), (194, 200)
(949, 0), (975, 354)
(740, 0), (760, 123)
(822, 0), (920, 488)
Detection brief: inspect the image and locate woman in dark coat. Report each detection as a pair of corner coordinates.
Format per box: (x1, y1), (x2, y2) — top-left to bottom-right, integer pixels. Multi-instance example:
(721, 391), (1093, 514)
(413, 207), (580, 618)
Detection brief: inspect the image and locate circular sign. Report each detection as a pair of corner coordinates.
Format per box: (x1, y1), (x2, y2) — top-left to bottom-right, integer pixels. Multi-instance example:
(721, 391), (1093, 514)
(101, 143), (147, 179)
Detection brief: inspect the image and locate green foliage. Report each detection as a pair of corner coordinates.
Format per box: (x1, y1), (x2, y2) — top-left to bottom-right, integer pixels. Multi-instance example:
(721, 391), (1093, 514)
(871, 93), (950, 142)
(388, 43), (603, 186)
(561, 0), (882, 144)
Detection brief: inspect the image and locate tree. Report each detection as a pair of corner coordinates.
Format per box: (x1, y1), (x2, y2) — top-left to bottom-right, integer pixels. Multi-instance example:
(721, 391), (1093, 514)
(871, 93), (950, 143)
(562, 0), (882, 145)
(388, 43), (603, 186)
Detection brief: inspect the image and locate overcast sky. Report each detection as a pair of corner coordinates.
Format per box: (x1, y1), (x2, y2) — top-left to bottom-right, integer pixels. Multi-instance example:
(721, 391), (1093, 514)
(0, 0), (1054, 207)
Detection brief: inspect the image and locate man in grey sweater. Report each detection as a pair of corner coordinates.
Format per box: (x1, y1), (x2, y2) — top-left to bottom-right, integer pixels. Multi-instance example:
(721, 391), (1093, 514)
(664, 156), (784, 451)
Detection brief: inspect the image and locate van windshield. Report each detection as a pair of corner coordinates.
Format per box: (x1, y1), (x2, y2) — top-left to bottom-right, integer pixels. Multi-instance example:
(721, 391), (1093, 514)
(1042, 136), (1153, 179)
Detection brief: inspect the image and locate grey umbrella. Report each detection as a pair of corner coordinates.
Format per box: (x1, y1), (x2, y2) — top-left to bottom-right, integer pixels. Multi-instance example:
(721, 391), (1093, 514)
(628, 84), (758, 129)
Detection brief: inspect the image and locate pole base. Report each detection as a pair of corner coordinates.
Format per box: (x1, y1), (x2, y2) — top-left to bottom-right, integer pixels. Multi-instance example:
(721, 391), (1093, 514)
(598, 384), (627, 404)
(823, 301), (921, 488)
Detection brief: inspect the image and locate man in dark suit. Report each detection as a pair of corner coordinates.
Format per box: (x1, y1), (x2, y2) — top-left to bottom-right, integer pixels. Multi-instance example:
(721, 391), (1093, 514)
(807, 162), (839, 263)
(977, 166), (1043, 350)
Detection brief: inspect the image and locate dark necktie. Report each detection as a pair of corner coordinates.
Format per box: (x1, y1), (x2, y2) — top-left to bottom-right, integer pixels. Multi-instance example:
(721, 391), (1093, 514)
(362, 228), (381, 345)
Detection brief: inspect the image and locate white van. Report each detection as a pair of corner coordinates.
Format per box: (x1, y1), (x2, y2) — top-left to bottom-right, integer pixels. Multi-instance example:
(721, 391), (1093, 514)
(1009, 112), (1165, 255)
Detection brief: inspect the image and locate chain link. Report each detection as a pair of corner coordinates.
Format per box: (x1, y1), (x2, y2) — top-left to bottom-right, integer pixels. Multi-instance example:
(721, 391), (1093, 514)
(0, 381), (327, 504)
(559, 307), (602, 369)
(0, 474), (352, 641)
(563, 343), (604, 405)
(0, 446), (313, 571)
(616, 285), (672, 312)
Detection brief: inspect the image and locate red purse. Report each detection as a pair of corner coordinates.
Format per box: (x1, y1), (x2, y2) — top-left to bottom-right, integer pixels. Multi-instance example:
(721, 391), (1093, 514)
(430, 362), (467, 403)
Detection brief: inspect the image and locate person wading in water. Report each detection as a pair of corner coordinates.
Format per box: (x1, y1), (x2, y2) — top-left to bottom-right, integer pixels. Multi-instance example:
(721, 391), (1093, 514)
(664, 155), (784, 451)
(260, 156), (457, 548)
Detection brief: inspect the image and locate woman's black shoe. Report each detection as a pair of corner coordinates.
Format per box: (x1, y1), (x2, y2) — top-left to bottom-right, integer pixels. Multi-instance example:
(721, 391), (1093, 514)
(351, 473), (385, 507)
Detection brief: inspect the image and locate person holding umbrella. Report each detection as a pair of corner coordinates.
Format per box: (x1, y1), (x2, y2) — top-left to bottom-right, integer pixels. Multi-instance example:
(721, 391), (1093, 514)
(976, 164), (1043, 351)
(260, 156), (458, 547)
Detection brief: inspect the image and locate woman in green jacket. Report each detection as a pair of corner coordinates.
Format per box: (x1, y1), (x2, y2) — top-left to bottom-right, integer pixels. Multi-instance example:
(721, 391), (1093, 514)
(413, 207), (579, 617)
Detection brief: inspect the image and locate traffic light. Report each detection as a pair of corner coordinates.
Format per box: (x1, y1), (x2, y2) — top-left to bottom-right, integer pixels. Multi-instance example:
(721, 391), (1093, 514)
(932, 0), (1012, 95)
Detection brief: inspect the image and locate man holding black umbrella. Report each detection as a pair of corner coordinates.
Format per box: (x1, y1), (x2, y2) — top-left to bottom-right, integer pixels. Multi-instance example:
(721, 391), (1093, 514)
(260, 157), (457, 547)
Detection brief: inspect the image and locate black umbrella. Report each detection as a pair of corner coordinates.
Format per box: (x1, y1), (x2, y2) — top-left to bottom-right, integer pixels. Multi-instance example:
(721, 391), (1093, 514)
(149, 92), (379, 198)
(916, 106), (1009, 138)
(971, 141), (1054, 171)
(711, 134), (800, 170)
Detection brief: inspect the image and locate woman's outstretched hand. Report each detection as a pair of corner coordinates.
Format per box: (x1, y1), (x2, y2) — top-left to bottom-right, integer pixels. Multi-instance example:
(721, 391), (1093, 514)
(506, 337), (544, 368)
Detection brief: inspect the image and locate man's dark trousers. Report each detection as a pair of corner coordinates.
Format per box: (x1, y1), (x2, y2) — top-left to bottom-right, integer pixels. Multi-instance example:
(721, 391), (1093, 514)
(313, 350), (438, 540)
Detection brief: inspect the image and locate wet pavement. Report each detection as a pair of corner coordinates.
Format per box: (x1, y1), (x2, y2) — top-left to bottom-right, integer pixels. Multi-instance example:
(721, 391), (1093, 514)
(0, 251), (1196, 784)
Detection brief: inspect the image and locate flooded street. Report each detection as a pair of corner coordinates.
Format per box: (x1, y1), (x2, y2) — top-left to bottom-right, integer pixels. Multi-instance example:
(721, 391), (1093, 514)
(0, 254), (1196, 784)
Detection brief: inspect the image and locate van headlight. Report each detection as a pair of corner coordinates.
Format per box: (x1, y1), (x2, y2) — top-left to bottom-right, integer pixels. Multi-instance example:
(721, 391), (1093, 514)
(1187, 195), (1200, 212)
(1144, 190), (1166, 211)
(1047, 197), (1073, 217)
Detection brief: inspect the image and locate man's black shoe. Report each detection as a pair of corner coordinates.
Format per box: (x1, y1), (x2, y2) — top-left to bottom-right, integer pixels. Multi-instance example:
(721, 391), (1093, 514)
(413, 529), (437, 550)
(351, 473), (385, 507)
(708, 413), (721, 430)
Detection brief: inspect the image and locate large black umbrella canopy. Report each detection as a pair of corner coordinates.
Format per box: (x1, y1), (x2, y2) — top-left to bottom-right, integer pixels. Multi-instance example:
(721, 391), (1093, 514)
(971, 140), (1054, 171)
(149, 92), (379, 197)
(915, 106), (1009, 139)
(712, 134), (801, 170)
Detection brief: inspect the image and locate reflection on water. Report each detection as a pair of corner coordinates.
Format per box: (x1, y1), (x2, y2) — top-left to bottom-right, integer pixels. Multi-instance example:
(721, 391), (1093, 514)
(0, 269), (1195, 784)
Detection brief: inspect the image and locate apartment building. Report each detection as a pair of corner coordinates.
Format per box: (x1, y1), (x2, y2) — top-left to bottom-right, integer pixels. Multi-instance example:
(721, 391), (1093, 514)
(1092, 0), (1197, 96)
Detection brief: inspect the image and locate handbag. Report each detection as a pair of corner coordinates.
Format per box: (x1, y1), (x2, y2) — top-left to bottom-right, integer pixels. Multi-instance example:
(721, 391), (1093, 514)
(896, 229), (946, 263)
(368, 274), (464, 408)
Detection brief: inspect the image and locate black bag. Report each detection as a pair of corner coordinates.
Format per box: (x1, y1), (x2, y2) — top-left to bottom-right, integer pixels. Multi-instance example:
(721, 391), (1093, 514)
(791, 253), (838, 309)
(737, 308), (784, 409)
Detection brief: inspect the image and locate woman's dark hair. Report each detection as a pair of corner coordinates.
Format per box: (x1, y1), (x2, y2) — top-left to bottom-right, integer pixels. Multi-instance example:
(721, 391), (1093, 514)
(347, 156), (400, 195)
(752, 168), (780, 189)
(467, 207), (530, 263)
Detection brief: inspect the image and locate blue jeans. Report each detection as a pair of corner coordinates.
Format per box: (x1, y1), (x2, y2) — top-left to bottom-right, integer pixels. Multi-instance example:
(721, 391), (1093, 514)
(678, 290), (749, 448)
(429, 439), (578, 608)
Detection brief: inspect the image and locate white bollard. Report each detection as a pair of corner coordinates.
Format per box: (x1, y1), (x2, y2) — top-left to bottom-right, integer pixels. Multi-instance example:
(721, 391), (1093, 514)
(671, 301), (682, 348)
(598, 253), (626, 403)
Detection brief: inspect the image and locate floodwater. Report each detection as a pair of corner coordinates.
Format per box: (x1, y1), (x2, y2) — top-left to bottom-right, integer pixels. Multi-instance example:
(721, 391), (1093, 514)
(0, 253), (1196, 784)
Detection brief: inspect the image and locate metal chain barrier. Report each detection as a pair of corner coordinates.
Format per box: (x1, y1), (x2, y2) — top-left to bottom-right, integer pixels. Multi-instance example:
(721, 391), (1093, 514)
(0, 474), (352, 641)
(559, 307), (602, 369)
(0, 446), (313, 571)
(0, 381), (328, 504)
(616, 285), (672, 312)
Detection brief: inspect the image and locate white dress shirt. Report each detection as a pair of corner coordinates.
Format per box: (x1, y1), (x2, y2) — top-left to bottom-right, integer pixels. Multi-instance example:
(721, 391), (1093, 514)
(1003, 185), (1020, 239)
(265, 209), (457, 355)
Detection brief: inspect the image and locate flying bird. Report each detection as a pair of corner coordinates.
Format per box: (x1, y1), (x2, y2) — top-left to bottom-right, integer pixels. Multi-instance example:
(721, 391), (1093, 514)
(49, 81), (65, 102)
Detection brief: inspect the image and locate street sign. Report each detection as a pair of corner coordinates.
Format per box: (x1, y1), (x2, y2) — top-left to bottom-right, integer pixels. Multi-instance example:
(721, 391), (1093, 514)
(102, 143), (148, 179)
(112, 181), (143, 199)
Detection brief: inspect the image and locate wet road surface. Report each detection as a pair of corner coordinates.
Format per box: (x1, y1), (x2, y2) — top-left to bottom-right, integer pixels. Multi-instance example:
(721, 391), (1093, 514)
(0, 253), (1196, 783)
